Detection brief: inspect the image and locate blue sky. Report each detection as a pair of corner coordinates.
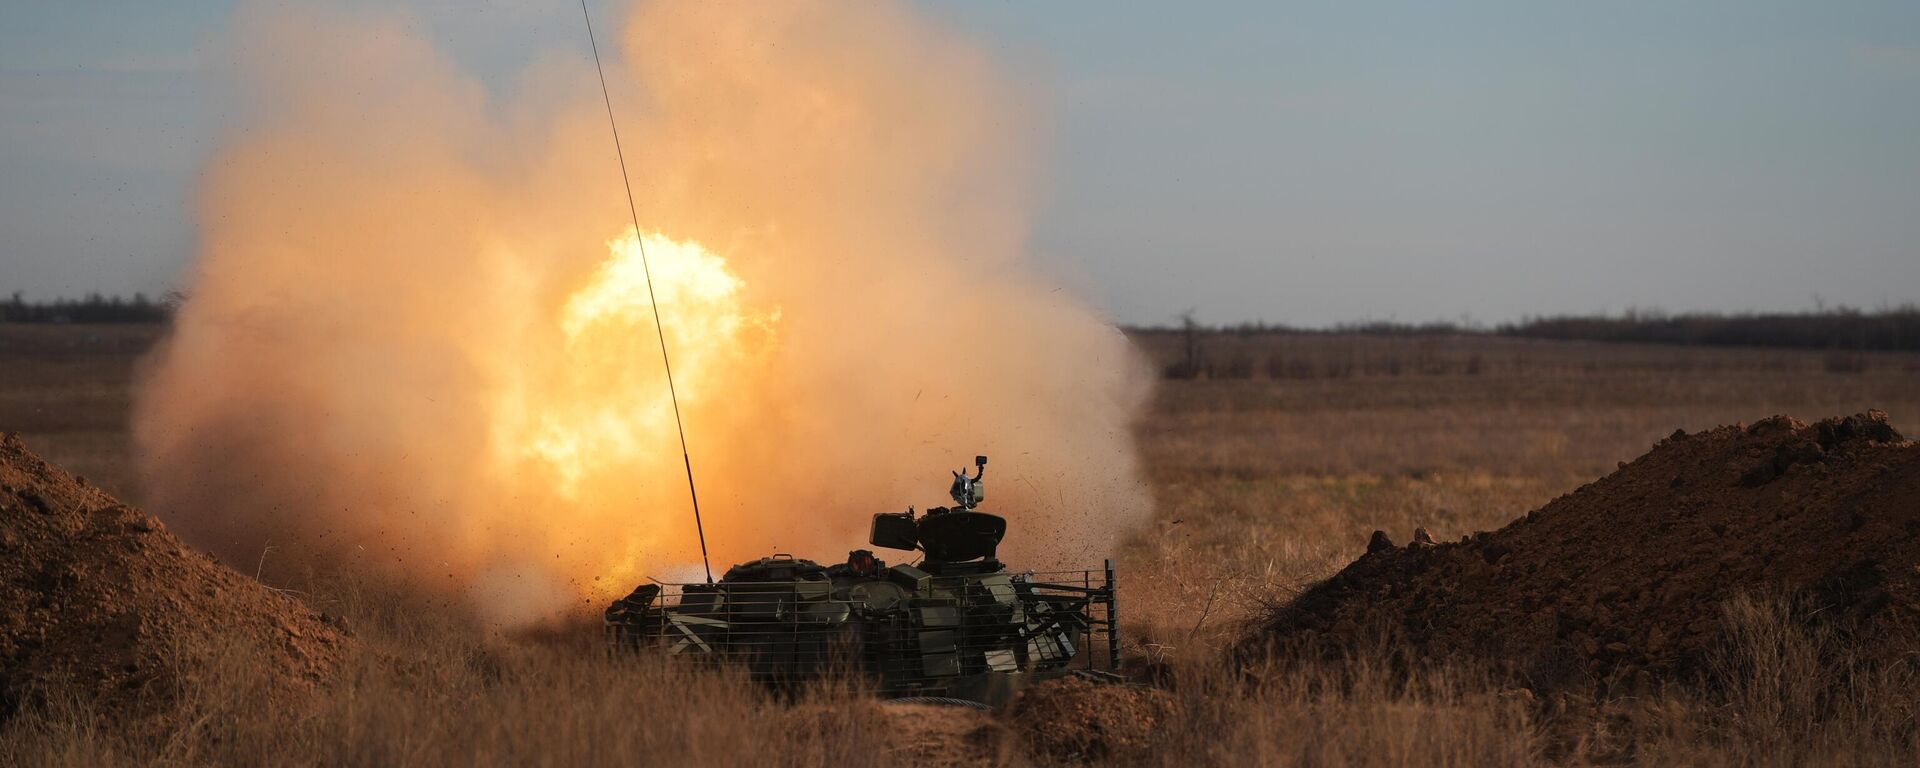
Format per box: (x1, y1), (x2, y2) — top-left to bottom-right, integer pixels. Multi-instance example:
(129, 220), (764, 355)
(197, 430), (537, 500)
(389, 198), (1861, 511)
(4, 1), (1918, 325)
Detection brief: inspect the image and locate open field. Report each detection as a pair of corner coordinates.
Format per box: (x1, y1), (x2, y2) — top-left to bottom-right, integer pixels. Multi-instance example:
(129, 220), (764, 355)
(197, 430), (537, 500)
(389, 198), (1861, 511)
(0, 325), (157, 498)
(1121, 332), (1920, 647)
(5, 323), (1920, 765)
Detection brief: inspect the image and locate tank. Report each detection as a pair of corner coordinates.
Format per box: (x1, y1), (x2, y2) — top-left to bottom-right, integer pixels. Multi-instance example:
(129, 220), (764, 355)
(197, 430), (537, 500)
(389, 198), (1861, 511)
(604, 455), (1119, 705)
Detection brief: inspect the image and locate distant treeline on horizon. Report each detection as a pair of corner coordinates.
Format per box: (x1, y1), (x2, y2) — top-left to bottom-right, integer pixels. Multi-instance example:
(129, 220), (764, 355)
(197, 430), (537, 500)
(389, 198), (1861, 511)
(1132, 306), (1920, 353)
(1, 292), (173, 324)
(6, 292), (1918, 353)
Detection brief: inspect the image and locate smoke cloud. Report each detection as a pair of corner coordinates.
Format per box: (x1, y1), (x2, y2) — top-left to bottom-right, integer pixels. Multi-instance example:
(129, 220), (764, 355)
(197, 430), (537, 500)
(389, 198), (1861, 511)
(135, 0), (1152, 623)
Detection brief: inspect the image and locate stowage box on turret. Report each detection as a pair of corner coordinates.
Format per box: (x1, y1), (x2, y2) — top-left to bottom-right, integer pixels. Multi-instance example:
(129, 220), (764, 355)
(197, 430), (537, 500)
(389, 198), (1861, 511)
(604, 455), (1119, 705)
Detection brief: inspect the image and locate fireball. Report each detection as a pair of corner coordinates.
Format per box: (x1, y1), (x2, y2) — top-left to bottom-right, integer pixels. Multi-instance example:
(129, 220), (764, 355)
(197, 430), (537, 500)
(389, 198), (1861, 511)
(518, 229), (775, 500)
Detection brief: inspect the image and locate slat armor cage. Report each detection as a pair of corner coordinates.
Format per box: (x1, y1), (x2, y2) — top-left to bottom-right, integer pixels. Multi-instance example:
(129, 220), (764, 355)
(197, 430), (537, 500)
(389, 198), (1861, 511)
(606, 560), (1120, 703)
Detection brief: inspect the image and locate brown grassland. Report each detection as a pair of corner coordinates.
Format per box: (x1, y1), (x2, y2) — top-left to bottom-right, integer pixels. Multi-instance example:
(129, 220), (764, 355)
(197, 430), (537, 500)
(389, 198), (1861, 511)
(3, 323), (1919, 765)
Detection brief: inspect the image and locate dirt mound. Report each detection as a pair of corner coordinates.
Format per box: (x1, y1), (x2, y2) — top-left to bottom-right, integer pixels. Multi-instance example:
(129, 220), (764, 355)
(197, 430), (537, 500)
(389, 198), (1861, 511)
(1008, 677), (1174, 763)
(0, 433), (350, 717)
(1247, 411), (1920, 694)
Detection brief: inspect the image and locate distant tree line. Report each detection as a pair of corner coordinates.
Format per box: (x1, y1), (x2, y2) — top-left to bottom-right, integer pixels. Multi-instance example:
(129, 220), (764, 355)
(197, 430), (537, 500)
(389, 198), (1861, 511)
(1, 292), (175, 324)
(1128, 307), (1920, 354)
(7, 290), (1917, 353)
(1496, 307), (1920, 352)
(1127, 316), (1482, 339)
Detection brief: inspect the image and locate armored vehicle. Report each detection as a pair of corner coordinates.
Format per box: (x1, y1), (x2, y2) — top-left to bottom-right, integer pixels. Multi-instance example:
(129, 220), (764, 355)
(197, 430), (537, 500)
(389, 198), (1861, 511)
(605, 455), (1119, 705)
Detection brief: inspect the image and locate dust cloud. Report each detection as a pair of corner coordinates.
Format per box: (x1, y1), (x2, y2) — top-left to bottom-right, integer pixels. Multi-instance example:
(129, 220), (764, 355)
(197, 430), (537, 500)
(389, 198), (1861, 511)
(134, 1), (1153, 623)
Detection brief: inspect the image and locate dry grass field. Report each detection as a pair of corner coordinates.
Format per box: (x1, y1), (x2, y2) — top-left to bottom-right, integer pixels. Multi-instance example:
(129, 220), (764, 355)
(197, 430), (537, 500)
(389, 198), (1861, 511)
(0, 325), (156, 498)
(1121, 332), (1920, 646)
(4, 323), (1920, 765)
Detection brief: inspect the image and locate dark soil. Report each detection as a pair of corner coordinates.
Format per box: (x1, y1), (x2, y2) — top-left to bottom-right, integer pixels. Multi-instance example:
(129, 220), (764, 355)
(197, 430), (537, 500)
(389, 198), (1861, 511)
(1245, 411), (1920, 695)
(0, 433), (350, 718)
(1010, 676), (1175, 763)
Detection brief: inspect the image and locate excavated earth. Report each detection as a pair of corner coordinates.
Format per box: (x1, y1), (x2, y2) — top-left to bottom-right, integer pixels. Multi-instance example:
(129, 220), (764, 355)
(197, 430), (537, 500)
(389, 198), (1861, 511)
(1247, 411), (1920, 695)
(0, 434), (350, 719)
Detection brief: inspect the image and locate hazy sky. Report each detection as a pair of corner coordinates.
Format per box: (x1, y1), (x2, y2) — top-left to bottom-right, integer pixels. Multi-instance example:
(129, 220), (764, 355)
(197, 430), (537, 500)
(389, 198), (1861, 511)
(3, 1), (1917, 326)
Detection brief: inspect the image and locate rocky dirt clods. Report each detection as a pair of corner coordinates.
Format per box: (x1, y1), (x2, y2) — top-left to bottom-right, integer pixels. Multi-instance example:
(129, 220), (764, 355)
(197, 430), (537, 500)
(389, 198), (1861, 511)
(1248, 411), (1920, 695)
(0, 433), (350, 717)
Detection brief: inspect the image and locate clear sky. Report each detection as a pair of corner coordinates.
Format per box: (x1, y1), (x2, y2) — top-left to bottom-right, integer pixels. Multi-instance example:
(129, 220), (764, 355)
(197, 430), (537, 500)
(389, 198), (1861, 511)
(3, 1), (1918, 326)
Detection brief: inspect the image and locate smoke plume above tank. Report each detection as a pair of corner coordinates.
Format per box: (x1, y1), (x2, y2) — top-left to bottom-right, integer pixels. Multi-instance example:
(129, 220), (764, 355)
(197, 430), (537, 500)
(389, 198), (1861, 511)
(135, 0), (1153, 623)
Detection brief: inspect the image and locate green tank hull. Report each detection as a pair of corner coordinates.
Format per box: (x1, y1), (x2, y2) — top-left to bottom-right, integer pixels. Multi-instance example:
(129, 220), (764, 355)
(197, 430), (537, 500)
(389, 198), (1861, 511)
(604, 456), (1119, 705)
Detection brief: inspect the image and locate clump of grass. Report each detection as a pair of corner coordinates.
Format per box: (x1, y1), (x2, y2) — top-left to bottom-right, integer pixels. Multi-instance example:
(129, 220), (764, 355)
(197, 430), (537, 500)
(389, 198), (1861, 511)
(1612, 595), (1920, 766)
(1124, 651), (1536, 767)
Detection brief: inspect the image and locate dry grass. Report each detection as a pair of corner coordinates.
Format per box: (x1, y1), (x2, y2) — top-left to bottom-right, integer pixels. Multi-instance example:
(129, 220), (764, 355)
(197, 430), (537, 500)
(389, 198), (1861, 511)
(2, 569), (902, 767)
(0, 325), (158, 498)
(6, 325), (1920, 765)
(1136, 651), (1539, 767)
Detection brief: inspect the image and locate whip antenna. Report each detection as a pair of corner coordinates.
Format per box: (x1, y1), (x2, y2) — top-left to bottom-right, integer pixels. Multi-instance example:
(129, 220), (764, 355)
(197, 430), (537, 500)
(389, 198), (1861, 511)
(578, 0), (713, 584)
